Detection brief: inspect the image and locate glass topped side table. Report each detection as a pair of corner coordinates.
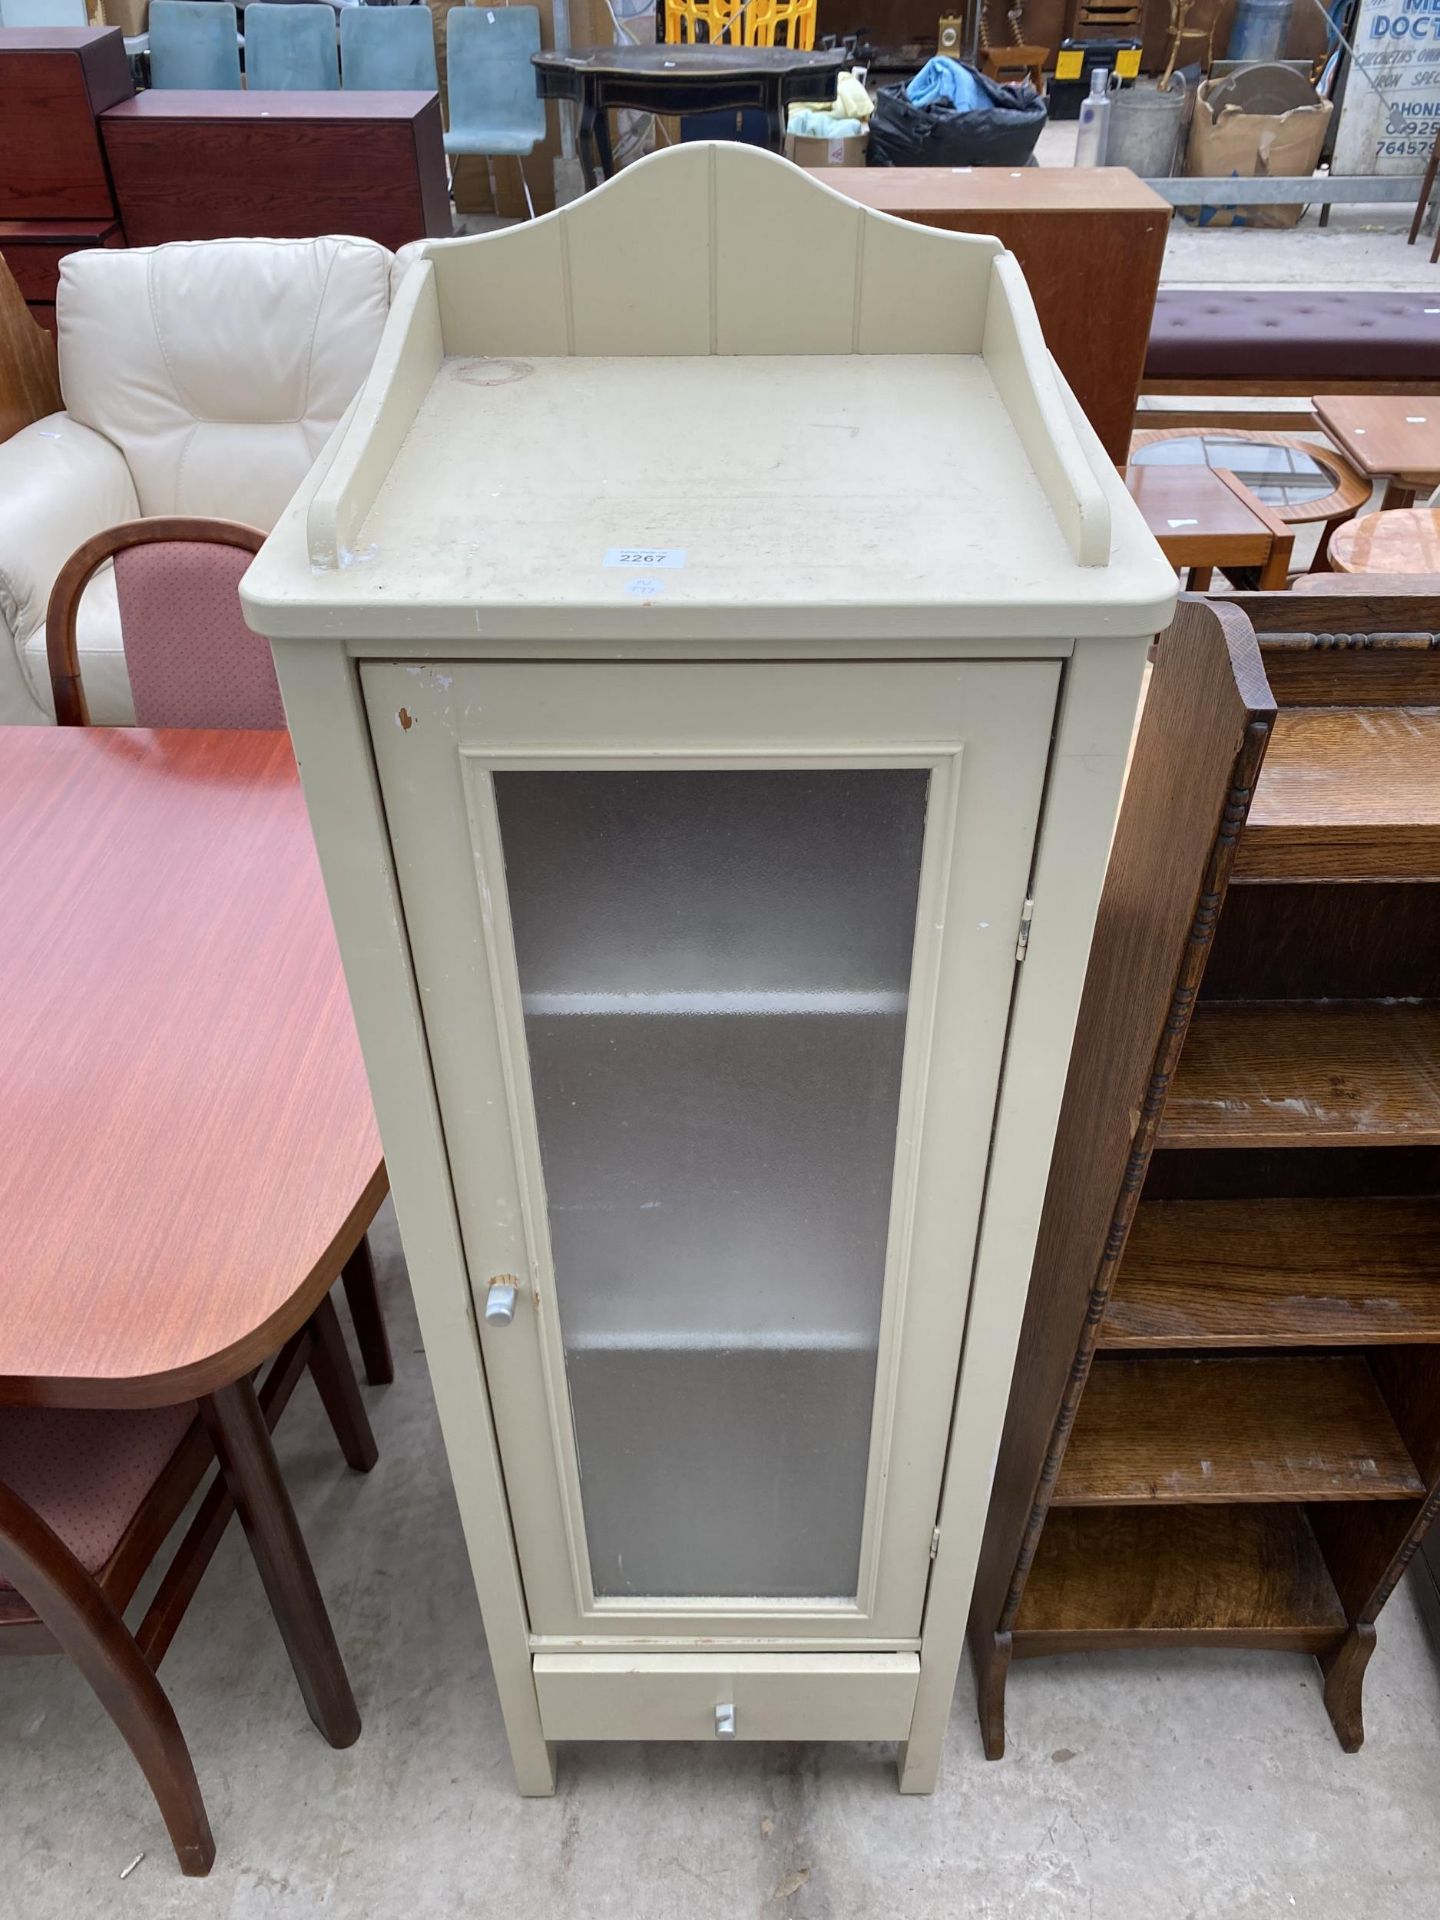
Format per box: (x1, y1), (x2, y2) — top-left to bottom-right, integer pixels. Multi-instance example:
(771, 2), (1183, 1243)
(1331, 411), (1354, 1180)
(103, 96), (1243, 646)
(1130, 428), (1370, 568)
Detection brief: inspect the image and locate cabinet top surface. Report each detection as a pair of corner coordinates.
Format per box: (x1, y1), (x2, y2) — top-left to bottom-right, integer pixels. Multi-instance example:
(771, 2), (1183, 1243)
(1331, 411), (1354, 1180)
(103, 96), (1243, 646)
(241, 145), (1176, 646)
(814, 166), (1173, 217)
(102, 89), (436, 120)
(247, 353), (1174, 643)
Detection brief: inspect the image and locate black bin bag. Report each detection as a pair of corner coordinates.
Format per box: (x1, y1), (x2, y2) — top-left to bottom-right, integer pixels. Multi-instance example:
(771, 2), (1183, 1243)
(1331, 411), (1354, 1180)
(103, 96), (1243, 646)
(866, 74), (1047, 168)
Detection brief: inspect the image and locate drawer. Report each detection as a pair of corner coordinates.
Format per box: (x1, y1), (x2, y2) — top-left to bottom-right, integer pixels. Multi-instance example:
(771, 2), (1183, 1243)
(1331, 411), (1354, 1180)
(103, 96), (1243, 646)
(533, 1652), (919, 1743)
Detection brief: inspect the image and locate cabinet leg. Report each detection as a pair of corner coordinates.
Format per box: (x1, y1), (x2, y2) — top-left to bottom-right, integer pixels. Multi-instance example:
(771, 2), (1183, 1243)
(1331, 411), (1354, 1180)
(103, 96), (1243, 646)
(512, 1738), (560, 1797)
(1319, 1622), (1376, 1752)
(973, 1628), (1012, 1760)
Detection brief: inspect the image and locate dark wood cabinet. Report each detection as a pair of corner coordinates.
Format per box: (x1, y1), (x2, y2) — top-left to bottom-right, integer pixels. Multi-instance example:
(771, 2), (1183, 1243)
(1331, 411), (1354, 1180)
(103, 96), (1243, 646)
(814, 167), (1169, 465)
(972, 587), (1440, 1757)
(101, 92), (452, 252)
(0, 27), (131, 329)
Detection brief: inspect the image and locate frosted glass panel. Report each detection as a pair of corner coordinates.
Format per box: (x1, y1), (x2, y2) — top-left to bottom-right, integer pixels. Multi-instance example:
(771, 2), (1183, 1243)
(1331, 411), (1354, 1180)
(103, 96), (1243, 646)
(494, 770), (928, 1599)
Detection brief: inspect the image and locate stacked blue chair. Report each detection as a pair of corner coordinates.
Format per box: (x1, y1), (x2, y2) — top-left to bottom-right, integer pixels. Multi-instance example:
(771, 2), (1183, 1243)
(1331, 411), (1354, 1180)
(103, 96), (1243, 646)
(444, 4), (545, 214)
(0, 0), (90, 26)
(244, 2), (340, 91)
(340, 3), (439, 91)
(148, 0), (242, 90)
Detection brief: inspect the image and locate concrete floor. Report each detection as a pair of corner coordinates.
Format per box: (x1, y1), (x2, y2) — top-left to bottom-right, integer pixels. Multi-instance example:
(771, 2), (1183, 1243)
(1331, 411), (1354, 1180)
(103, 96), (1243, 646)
(7, 1204), (1440, 1916)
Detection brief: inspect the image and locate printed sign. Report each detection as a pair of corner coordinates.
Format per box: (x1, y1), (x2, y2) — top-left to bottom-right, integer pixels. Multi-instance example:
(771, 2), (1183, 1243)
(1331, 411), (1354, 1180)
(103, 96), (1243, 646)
(1332, 0), (1440, 176)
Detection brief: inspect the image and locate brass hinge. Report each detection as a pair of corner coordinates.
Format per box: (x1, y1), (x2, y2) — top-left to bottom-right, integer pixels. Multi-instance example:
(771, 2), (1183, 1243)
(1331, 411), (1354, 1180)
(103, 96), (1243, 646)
(1015, 896), (1035, 963)
(930, 1526), (941, 1561)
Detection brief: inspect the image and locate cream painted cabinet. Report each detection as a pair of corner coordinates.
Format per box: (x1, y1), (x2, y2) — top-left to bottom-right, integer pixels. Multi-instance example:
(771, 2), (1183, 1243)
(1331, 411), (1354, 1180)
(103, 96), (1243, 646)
(242, 143), (1176, 1796)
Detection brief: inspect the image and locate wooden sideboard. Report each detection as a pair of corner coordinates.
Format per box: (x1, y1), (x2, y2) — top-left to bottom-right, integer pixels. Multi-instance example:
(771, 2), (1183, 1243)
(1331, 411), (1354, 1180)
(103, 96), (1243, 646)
(101, 92), (453, 252)
(0, 27), (131, 330)
(814, 167), (1170, 466)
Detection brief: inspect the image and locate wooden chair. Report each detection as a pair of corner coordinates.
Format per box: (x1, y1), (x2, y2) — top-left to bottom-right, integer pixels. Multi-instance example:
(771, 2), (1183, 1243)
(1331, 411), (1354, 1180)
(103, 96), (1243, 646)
(981, 44), (1049, 92)
(24, 517), (397, 1871)
(0, 1300), (376, 1875)
(46, 515), (395, 1388)
(1160, 0), (1218, 90)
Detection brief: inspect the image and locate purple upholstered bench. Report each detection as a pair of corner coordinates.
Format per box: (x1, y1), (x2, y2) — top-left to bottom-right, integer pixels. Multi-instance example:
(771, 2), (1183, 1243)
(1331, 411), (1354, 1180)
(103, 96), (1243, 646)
(1142, 291), (1440, 424)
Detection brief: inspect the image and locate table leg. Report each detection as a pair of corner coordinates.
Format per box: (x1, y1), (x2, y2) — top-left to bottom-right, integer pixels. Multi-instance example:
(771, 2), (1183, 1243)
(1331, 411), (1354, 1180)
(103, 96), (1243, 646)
(592, 94), (617, 181)
(341, 1236), (393, 1386)
(309, 1293), (379, 1473)
(578, 97), (601, 191)
(1258, 528), (1294, 590)
(1188, 564), (1214, 591)
(1312, 517), (1340, 571)
(1410, 137), (1440, 245)
(199, 1378), (360, 1749)
(1382, 481), (1417, 512)
(764, 84), (784, 153)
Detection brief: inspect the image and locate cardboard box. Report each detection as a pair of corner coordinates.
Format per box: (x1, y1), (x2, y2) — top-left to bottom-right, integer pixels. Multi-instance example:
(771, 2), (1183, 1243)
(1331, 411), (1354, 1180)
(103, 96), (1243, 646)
(1179, 78), (1332, 229)
(102, 0), (150, 35)
(785, 130), (868, 168)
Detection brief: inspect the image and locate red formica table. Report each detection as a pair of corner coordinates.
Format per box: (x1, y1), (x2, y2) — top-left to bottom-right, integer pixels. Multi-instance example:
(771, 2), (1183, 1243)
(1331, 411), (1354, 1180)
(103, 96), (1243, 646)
(0, 726), (386, 1740)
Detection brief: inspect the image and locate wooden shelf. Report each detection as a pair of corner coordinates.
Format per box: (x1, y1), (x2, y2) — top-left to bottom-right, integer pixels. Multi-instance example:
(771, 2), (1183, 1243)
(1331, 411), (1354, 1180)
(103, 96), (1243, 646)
(1235, 706), (1440, 882)
(1053, 1355), (1424, 1505)
(1013, 1505), (1348, 1653)
(1158, 1000), (1440, 1149)
(1103, 1197), (1440, 1348)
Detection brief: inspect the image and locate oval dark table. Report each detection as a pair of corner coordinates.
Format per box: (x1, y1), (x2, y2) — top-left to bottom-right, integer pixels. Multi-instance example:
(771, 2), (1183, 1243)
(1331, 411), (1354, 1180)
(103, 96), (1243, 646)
(532, 44), (848, 189)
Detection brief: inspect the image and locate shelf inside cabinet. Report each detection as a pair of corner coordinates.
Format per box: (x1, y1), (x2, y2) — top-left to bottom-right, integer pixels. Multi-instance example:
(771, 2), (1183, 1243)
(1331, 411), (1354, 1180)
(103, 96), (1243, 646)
(1052, 1354), (1424, 1505)
(520, 989), (907, 1017)
(1013, 1505), (1348, 1651)
(1234, 707), (1440, 883)
(1102, 1197), (1440, 1348)
(528, 1010), (904, 1348)
(1157, 1000), (1440, 1149)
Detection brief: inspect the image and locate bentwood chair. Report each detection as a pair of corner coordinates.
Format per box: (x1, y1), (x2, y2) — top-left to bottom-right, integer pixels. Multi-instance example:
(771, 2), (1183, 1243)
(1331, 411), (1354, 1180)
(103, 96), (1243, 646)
(148, 0), (243, 89)
(45, 516), (395, 1389)
(245, 2), (341, 91)
(0, 1299), (377, 1875)
(340, 2), (438, 90)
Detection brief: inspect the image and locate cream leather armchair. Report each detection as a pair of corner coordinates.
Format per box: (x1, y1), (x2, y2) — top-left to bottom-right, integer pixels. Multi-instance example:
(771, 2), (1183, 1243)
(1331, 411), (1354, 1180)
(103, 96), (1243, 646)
(0, 236), (399, 724)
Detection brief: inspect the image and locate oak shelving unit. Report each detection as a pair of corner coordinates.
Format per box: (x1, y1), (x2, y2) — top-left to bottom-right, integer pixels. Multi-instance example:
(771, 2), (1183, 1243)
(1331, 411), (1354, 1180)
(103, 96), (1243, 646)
(971, 588), (1440, 1758)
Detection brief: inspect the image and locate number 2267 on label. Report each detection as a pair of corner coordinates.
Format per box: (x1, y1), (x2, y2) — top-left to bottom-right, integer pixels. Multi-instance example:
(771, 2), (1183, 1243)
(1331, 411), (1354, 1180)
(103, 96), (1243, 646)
(603, 547), (687, 569)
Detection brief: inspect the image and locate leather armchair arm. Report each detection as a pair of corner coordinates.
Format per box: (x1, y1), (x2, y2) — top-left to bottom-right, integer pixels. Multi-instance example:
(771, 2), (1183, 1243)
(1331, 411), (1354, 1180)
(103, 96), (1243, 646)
(0, 415), (138, 723)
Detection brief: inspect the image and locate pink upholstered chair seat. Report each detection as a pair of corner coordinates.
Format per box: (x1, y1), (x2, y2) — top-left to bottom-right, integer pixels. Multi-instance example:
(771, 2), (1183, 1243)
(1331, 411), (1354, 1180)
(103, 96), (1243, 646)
(112, 540), (284, 730)
(0, 1403), (197, 1590)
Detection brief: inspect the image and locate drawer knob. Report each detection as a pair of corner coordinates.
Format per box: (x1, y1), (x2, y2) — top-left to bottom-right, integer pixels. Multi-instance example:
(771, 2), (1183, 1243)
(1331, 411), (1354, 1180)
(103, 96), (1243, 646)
(484, 1276), (520, 1327)
(715, 1702), (737, 1739)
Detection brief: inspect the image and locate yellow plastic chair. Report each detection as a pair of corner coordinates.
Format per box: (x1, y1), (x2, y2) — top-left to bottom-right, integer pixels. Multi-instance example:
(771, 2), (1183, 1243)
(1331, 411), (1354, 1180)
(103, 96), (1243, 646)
(663, 0), (816, 49)
(744, 0), (816, 48)
(664, 0), (742, 45)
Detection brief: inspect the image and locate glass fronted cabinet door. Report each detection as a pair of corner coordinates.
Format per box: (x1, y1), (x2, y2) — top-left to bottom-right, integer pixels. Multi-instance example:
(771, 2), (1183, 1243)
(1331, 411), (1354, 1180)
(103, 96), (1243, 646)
(365, 657), (1059, 1643)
